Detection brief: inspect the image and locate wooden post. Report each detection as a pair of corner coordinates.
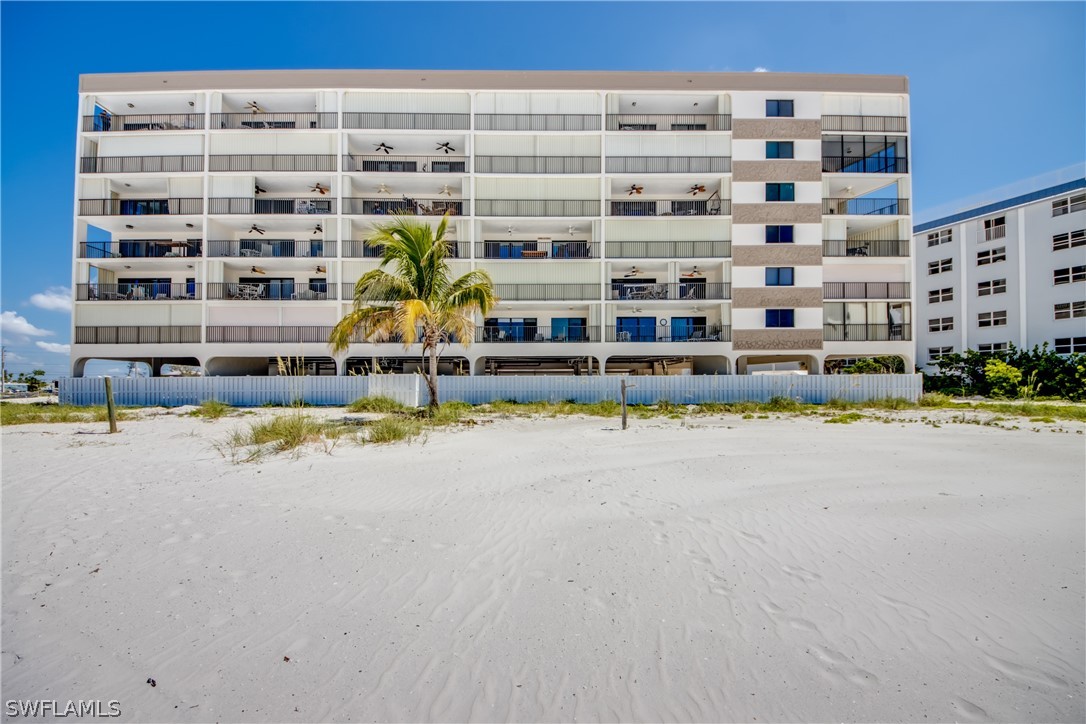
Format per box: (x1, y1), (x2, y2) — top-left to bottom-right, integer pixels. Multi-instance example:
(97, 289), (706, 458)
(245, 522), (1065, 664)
(621, 379), (628, 430)
(104, 376), (118, 433)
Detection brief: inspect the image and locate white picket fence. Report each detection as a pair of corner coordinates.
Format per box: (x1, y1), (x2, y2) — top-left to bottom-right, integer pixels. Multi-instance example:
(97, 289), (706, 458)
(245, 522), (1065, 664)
(59, 374), (921, 408)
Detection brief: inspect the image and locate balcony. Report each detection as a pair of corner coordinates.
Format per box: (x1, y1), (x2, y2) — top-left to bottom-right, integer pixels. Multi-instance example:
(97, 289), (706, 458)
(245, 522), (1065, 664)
(493, 283), (601, 301)
(474, 156), (601, 174)
(207, 326), (335, 343)
(606, 240), (731, 258)
(343, 154), (468, 173)
(821, 156), (908, 174)
(209, 155), (337, 172)
(80, 156), (204, 174)
(606, 157), (731, 174)
(606, 114), (731, 131)
(342, 240), (468, 258)
(208, 198), (337, 215)
(823, 282), (910, 299)
(343, 112), (470, 130)
(82, 114), (204, 132)
(79, 240), (203, 258)
(212, 113), (336, 130)
(609, 282), (730, 301)
(823, 323), (912, 341)
(474, 114), (601, 131)
(75, 326), (201, 344)
(980, 225), (1006, 242)
(79, 198), (203, 216)
(605, 325), (730, 342)
(823, 198), (909, 216)
(475, 199), (599, 217)
(609, 199), (729, 217)
(207, 240), (336, 258)
(476, 241), (598, 259)
(77, 283), (201, 301)
(821, 115), (907, 132)
(344, 198), (466, 216)
(206, 283), (337, 301)
(822, 239), (908, 257)
(476, 326), (602, 343)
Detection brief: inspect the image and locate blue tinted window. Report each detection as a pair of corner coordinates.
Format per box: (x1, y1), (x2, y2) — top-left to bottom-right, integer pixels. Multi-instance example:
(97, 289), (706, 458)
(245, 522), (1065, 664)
(765, 309), (795, 328)
(766, 100), (794, 117)
(766, 225), (794, 243)
(766, 183), (795, 202)
(766, 141), (794, 159)
(766, 267), (795, 286)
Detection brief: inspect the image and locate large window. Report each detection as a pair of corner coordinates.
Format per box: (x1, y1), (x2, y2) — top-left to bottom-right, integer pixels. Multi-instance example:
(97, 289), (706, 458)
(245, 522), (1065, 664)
(976, 247), (1006, 265)
(1054, 302), (1085, 320)
(928, 287), (953, 303)
(978, 310), (1007, 328)
(928, 258), (953, 275)
(484, 318), (538, 342)
(765, 309), (795, 328)
(1054, 266), (1086, 285)
(1055, 337), (1086, 353)
(765, 141), (794, 159)
(1053, 229), (1085, 251)
(766, 225), (794, 243)
(551, 317), (588, 342)
(239, 276), (294, 300)
(977, 279), (1006, 296)
(669, 316), (709, 341)
(927, 229), (952, 247)
(766, 183), (795, 202)
(928, 317), (954, 332)
(766, 99), (794, 117)
(1052, 193), (1086, 216)
(765, 267), (795, 286)
(928, 346), (953, 360)
(821, 135), (908, 173)
(981, 216), (1006, 242)
(615, 317), (657, 342)
(978, 342), (1009, 354)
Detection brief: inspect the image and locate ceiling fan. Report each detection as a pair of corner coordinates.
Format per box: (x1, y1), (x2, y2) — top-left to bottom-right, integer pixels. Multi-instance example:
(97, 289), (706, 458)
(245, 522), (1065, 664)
(506, 225), (515, 236)
(688, 184), (707, 196)
(374, 142), (394, 155)
(309, 182), (328, 195)
(245, 101), (264, 114)
(312, 223), (323, 235)
(439, 184), (453, 197)
(436, 142), (455, 154)
(254, 184), (267, 195)
(377, 183), (392, 195)
(567, 226), (578, 236)
(250, 265), (266, 275)
(624, 266), (643, 278)
(627, 184), (644, 196)
(691, 305), (702, 313)
(249, 224), (266, 235)
(315, 265), (326, 275)
(682, 266), (704, 277)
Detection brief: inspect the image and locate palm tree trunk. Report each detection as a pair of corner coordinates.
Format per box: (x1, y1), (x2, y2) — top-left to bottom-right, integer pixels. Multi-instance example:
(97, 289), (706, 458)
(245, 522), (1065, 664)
(425, 339), (440, 414)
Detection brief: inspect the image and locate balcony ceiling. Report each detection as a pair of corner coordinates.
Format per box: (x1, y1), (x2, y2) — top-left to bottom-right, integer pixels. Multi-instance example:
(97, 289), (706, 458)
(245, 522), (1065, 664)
(211, 216), (333, 234)
(833, 215), (905, 235)
(479, 219), (591, 236)
(347, 175), (464, 197)
(87, 216), (198, 234)
(612, 93), (720, 114)
(490, 303), (594, 313)
(95, 93), (201, 114)
(349, 218), (459, 235)
(220, 92), (318, 112)
(246, 176), (334, 194)
(221, 257), (333, 272)
(345, 135), (468, 154)
(824, 176), (898, 198)
(100, 177), (170, 194)
(93, 259), (196, 274)
(607, 178), (723, 196)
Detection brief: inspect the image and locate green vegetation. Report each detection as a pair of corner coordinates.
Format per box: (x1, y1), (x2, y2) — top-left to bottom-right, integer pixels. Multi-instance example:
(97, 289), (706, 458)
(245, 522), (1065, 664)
(0, 403), (133, 426)
(926, 344), (1086, 400)
(825, 412), (865, 424)
(366, 416), (424, 444)
(984, 358), (1023, 398)
(346, 395), (409, 414)
(190, 400), (233, 419)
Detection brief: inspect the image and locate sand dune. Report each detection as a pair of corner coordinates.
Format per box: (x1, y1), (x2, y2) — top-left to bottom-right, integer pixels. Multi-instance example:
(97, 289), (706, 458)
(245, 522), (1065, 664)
(2, 411), (1083, 722)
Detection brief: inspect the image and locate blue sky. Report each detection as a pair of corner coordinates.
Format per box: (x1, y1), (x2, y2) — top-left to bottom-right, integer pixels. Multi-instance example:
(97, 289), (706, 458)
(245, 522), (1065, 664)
(1, 1), (1083, 377)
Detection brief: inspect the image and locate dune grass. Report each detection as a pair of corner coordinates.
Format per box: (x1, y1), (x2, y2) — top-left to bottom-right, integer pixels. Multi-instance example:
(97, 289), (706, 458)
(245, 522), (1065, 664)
(0, 403), (133, 426)
(346, 395), (410, 414)
(825, 412), (866, 424)
(190, 400), (233, 419)
(366, 416), (424, 444)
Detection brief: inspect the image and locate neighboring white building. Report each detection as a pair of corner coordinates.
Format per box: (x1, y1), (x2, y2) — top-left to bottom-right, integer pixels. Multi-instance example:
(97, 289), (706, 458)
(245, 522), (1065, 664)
(71, 70), (913, 377)
(913, 179), (1086, 369)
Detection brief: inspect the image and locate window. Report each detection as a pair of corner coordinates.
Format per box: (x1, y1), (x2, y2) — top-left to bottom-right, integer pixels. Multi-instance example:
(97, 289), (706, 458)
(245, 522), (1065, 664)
(765, 141), (794, 159)
(1054, 266), (1086, 285)
(928, 346), (953, 360)
(978, 342), (1009, 354)
(977, 278), (1007, 296)
(928, 317), (954, 332)
(976, 247), (1006, 265)
(766, 183), (795, 202)
(1053, 229), (1085, 251)
(928, 287), (954, 303)
(615, 317), (657, 342)
(1055, 337), (1086, 353)
(927, 229), (952, 247)
(978, 310), (1007, 327)
(766, 99), (794, 117)
(765, 309), (795, 328)
(1054, 301), (1086, 319)
(765, 267), (795, 286)
(766, 225), (794, 243)
(981, 216), (1006, 242)
(484, 317), (538, 342)
(1052, 193), (1086, 216)
(928, 258), (953, 275)
(552, 317), (589, 342)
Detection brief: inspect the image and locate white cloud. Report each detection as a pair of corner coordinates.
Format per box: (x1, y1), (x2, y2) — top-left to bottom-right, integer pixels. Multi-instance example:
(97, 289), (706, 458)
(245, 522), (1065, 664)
(4, 351), (27, 362)
(29, 287), (73, 313)
(36, 341), (71, 354)
(753, 67), (769, 73)
(1, 311), (54, 341)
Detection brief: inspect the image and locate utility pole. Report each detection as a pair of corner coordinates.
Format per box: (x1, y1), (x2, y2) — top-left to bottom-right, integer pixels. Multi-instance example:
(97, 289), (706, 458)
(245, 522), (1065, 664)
(1, 346), (6, 385)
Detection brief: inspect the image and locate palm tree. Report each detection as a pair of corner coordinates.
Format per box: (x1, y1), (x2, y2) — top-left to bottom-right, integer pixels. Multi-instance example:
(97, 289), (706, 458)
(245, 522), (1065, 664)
(329, 214), (496, 413)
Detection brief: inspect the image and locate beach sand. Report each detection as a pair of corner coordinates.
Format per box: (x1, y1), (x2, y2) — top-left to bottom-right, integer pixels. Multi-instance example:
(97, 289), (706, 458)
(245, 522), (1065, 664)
(2, 409), (1083, 722)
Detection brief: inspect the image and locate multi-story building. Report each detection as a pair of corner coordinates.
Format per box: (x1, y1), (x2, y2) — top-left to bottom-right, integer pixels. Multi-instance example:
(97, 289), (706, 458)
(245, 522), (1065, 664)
(71, 70), (913, 377)
(913, 178), (1086, 369)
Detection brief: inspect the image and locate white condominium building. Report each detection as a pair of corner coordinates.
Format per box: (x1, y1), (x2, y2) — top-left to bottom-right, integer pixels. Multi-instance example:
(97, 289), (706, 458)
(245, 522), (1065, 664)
(913, 178), (1086, 369)
(71, 70), (912, 377)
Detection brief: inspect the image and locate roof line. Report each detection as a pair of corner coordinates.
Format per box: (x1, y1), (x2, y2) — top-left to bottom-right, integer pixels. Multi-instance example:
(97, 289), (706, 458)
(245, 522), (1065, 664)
(913, 178), (1086, 233)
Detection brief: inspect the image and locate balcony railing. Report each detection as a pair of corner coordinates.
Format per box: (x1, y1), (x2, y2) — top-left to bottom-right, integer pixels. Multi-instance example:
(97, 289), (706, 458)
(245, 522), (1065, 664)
(208, 198), (337, 214)
(823, 323), (912, 342)
(344, 198), (466, 216)
(821, 115), (907, 133)
(206, 283), (337, 301)
(82, 114), (204, 132)
(79, 198), (203, 216)
(476, 241), (599, 259)
(77, 283), (201, 301)
(981, 225), (1007, 242)
(80, 156), (204, 173)
(79, 240), (203, 258)
(475, 199), (599, 217)
(343, 112), (470, 130)
(474, 156), (601, 174)
(209, 155), (337, 172)
(342, 240), (468, 258)
(823, 198), (909, 216)
(342, 154), (468, 173)
(605, 157), (731, 174)
(607, 114), (731, 131)
(207, 326), (335, 343)
(207, 240), (337, 258)
(75, 326), (201, 344)
(476, 326), (602, 343)
(823, 282), (910, 299)
(822, 239), (909, 257)
(609, 199), (729, 216)
(212, 112), (337, 130)
(609, 282), (730, 300)
(821, 156), (908, 174)
(606, 240), (731, 258)
(493, 283), (601, 301)
(605, 325), (730, 342)
(474, 114), (601, 131)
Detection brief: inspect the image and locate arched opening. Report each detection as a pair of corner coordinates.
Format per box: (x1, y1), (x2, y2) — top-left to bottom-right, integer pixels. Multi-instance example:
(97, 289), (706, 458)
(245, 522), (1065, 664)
(478, 356), (601, 376)
(343, 356), (470, 376)
(735, 355), (818, 376)
(824, 355), (907, 375)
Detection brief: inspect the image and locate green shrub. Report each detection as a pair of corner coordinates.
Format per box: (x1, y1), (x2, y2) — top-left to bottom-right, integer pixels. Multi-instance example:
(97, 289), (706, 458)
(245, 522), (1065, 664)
(366, 416), (423, 444)
(984, 358), (1023, 398)
(346, 395), (409, 413)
